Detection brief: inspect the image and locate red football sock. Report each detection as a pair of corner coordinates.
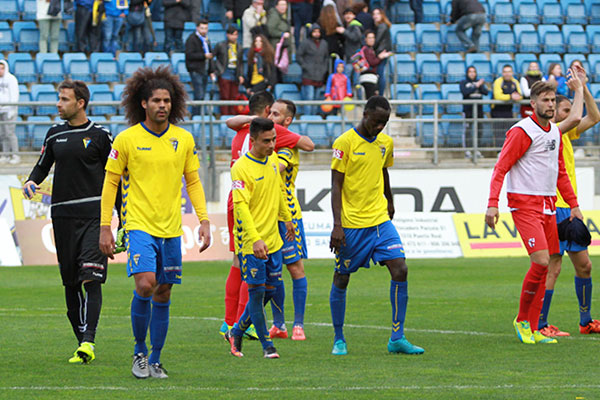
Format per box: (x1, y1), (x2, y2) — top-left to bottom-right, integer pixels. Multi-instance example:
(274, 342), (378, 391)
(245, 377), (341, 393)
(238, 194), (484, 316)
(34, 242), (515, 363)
(529, 281), (547, 332)
(517, 262), (548, 323)
(237, 281), (249, 320)
(224, 265), (242, 326)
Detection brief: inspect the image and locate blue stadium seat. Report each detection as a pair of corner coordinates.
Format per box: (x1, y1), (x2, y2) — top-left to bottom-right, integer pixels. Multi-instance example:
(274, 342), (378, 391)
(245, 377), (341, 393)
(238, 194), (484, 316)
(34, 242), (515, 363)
(91, 53), (120, 83)
(88, 84), (115, 115)
(18, 84), (33, 116)
(395, 54), (417, 83)
(590, 83), (600, 98)
(422, 1), (441, 22)
(31, 84), (57, 115)
(300, 115), (330, 147)
(441, 25), (464, 52)
(13, 21), (39, 52)
(21, 0), (36, 20)
(442, 114), (464, 147)
(565, 3), (587, 24)
(466, 54), (492, 81)
(391, 24), (417, 52)
(478, 29), (492, 52)
(539, 54), (563, 75)
(417, 83), (441, 114)
(493, 2), (515, 23)
(543, 31), (566, 53)
(58, 27), (70, 52)
(208, 1), (225, 22)
(207, 28), (226, 46)
(144, 52), (171, 69)
(118, 52), (144, 77)
(171, 52), (190, 83)
(394, 83), (413, 115)
(416, 116), (435, 147)
(515, 53), (538, 74)
(29, 116), (52, 149)
(15, 116), (30, 148)
(282, 62), (301, 84)
(591, 3), (600, 25)
(514, 24), (539, 53)
(9, 53), (36, 83)
(416, 24), (442, 53)
(36, 53), (64, 83)
(567, 31), (590, 54)
(416, 54), (442, 83)
(517, 2), (540, 24)
(0, 0), (19, 20)
(389, 1), (414, 23)
(0, 22), (14, 51)
(64, 53), (92, 81)
(491, 53), (514, 77)
(274, 83), (298, 99)
(588, 54), (600, 81)
(441, 83), (462, 114)
(494, 30), (516, 52)
(542, 2), (563, 24)
(441, 54), (465, 83)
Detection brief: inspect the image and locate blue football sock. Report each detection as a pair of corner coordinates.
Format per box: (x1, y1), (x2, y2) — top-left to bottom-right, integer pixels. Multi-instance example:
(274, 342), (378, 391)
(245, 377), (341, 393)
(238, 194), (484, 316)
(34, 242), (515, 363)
(248, 286), (273, 350)
(293, 277), (308, 327)
(270, 283), (285, 328)
(538, 289), (554, 330)
(575, 277), (593, 326)
(148, 300), (170, 364)
(390, 280), (407, 341)
(330, 284), (346, 343)
(232, 305), (252, 337)
(131, 290), (152, 355)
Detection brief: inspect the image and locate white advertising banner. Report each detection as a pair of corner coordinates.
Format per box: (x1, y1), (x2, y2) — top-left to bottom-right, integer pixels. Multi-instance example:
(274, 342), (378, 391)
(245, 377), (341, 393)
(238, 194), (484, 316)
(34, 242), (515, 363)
(302, 212), (462, 259)
(219, 167), (595, 214)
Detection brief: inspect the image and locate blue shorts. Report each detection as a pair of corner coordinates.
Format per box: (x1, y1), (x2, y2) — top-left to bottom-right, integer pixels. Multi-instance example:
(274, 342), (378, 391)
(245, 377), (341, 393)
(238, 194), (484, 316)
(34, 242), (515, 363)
(278, 219), (308, 265)
(335, 220), (405, 274)
(239, 250), (283, 286)
(126, 230), (182, 284)
(556, 207), (588, 255)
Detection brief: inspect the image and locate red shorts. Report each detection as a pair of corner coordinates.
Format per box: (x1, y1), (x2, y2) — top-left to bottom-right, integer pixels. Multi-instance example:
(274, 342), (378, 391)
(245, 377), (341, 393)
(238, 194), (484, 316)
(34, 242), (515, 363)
(227, 191), (234, 252)
(511, 209), (559, 255)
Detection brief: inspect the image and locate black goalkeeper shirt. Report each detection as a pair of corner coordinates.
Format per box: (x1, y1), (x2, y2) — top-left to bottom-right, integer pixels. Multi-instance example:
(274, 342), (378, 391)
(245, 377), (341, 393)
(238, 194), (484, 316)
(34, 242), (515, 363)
(28, 120), (113, 219)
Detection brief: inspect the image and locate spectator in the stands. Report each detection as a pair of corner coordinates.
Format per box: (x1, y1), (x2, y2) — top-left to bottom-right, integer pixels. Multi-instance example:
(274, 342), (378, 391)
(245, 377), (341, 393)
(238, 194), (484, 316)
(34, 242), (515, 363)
(245, 34), (276, 95)
(372, 7), (391, 96)
(409, 0), (423, 23)
(491, 64), (522, 146)
(353, 2), (373, 32)
(0, 60), (19, 165)
(544, 63), (568, 97)
(75, 0), (96, 52)
(358, 30), (389, 99)
(460, 65), (488, 158)
(224, 0), (251, 25)
(38, 0), (62, 53)
(163, 0), (191, 54)
(101, 0), (128, 56)
(127, 0), (146, 52)
(448, 0), (486, 53)
(185, 19), (215, 115)
(297, 23), (329, 115)
(242, 0), (267, 50)
(214, 25), (244, 115)
(289, 0), (313, 46)
(519, 61), (542, 117)
(267, 0), (292, 53)
(337, 8), (363, 64)
(318, 2), (344, 60)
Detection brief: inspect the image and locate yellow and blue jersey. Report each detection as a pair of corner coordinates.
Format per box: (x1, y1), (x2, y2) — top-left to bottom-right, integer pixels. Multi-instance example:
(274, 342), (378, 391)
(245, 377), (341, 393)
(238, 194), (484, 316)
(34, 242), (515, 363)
(331, 128), (394, 229)
(278, 146), (302, 221)
(231, 152), (291, 255)
(556, 124), (579, 208)
(105, 122), (199, 238)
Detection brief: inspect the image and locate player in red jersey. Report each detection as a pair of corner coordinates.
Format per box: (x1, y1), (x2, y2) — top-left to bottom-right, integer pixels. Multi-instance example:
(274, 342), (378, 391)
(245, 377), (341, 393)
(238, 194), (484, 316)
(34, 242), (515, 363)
(219, 91), (314, 337)
(486, 78), (584, 345)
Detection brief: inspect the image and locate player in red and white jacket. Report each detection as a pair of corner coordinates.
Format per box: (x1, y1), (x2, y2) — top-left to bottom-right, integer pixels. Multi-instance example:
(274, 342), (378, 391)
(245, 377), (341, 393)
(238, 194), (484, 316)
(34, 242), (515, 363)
(485, 77), (584, 345)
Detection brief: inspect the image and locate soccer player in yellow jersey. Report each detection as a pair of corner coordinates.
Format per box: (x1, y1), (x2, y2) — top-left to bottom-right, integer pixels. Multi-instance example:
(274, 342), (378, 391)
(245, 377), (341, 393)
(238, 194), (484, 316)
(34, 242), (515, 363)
(98, 67), (211, 378)
(267, 99), (314, 341)
(329, 96), (424, 356)
(225, 117), (294, 359)
(537, 64), (600, 337)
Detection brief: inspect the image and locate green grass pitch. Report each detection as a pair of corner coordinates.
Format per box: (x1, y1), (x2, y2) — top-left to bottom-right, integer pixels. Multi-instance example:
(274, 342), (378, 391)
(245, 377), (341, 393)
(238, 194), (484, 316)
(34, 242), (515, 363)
(2, 257), (600, 399)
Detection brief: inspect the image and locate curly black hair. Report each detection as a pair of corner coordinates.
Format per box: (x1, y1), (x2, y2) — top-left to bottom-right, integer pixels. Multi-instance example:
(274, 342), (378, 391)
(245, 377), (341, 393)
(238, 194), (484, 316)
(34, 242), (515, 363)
(121, 66), (189, 125)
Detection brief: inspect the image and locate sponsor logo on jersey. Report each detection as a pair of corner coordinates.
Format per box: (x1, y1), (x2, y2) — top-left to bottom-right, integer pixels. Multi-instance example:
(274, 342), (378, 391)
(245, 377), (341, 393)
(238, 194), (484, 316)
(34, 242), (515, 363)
(528, 237), (535, 248)
(83, 137), (91, 149)
(56, 138), (68, 143)
(545, 139), (556, 151)
(136, 146), (152, 151)
(170, 137), (179, 152)
(387, 243), (404, 250)
(256, 176), (264, 182)
(353, 152), (365, 155)
(333, 148), (344, 160)
(109, 149), (119, 160)
(232, 180), (245, 190)
(92, 272), (103, 278)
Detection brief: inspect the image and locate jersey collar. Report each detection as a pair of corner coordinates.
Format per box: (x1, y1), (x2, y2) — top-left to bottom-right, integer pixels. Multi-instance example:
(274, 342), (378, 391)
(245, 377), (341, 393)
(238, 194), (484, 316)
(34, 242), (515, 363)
(353, 127), (377, 143)
(141, 122), (170, 137)
(245, 152), (268, 164)
(529, 114), (551, 132)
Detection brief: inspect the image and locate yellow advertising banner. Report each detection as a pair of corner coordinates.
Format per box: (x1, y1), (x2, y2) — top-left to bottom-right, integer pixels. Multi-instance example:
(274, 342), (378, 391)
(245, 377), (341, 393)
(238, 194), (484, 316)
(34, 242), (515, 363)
(454, 211), (600, 258)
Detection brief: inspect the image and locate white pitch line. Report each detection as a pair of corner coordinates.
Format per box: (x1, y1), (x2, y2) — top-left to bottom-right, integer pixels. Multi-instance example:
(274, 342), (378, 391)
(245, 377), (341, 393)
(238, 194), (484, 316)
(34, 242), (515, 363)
(2, 311), (600, 341)
(3, 384), (600, 392)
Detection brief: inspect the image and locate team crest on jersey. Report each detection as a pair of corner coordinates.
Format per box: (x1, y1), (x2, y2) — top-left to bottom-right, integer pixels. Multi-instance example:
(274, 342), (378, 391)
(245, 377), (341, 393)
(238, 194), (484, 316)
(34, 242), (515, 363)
(169, 137), (179, 152)
(82, 137), (91, 149)
(272, 163), (278, 173)
(109, 149), (119, 160)
(250, 268), (258, 278)
(333, 148), (344, 160)
(132, 254), (140, 265)
(380, 146), (386, 158)
(528, 238), (535, 248)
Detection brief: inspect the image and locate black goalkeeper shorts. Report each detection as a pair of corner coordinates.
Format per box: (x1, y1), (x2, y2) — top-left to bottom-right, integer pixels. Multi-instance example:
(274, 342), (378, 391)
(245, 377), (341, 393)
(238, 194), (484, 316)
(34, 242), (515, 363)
(52, 217), (108, 286)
